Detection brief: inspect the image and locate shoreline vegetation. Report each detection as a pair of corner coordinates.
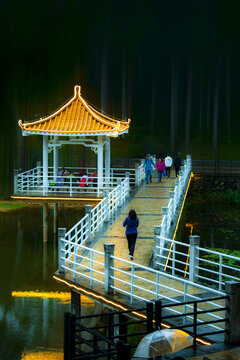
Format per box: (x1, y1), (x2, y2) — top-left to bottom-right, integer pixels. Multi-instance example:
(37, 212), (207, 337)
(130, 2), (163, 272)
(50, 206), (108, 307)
(0, 201), (88, 212)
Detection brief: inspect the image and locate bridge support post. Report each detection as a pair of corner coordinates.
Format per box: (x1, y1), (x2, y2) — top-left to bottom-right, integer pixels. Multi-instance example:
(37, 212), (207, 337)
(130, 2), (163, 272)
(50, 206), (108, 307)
(104, 243), (115, 294)
(43, 203), (48, 243)
(71, 290), (81, 317)
(58, 227), (66, 275)
(174, 179), (179, 207)
(189, 235), (200, 282)
(225, 281), (240, 344)
(85, 205), (92, 245)
(53, 203), (58, 237)
(153, 225), (161, 269)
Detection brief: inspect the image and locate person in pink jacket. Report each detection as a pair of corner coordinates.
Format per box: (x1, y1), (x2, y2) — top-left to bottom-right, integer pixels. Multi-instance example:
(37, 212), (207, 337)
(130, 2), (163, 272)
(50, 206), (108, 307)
(156, 158), (165, 183)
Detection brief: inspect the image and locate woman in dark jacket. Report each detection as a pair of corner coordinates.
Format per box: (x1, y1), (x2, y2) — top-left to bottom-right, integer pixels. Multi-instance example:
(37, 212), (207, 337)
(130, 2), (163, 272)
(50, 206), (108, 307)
(123, 209), (139, 260)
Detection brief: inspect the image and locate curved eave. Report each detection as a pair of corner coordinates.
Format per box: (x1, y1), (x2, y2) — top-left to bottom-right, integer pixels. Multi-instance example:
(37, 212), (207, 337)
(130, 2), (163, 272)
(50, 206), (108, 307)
(22, 128), (129, 137)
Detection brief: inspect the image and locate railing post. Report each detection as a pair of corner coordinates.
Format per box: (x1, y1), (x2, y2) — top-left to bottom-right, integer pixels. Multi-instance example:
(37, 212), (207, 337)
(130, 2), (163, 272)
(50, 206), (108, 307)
(125, 172), (130, 198)
(103, 190), (110, 223)
(85, 205), (92, 245)
(162, 207), (168, 236)
(37, 161), (41, 184)
(70, 177), (72, 197)
(14, 169), (18, 194)
(117, 179), (122, 207)
(104, 243), (115, 294)
(58, 228), (66, 275)
(153, 225), (161, 269)
(169, 190), (175, 218)
(225, 281), (240, 344)
(174, 179), (179, 205)
(189, 235), (200, 282)
(135, 163), (139, 187)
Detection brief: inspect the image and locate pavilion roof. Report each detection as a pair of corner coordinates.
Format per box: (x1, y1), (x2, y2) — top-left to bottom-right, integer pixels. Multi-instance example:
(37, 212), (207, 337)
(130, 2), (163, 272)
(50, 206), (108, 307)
(18, 85), (131, 137)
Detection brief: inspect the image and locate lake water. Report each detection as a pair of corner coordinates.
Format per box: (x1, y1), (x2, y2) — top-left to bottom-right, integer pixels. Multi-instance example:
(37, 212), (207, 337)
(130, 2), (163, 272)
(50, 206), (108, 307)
(0, 204), (92, 360)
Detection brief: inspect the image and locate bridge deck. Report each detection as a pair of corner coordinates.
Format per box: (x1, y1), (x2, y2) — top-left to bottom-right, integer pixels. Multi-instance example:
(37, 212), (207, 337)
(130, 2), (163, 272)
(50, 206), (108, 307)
(94, 172), (175, 267)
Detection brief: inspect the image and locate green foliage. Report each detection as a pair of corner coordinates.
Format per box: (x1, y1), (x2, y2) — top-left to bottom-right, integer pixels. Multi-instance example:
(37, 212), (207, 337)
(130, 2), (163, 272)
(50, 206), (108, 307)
(0, 202), (28, 211)
(202, 247), (240, 269)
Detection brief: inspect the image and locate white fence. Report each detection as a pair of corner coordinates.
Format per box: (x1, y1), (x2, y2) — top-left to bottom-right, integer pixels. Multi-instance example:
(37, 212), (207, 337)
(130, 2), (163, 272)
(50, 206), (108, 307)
(58, 239), (226, 334)
(14, 164), (145, 196)
(62, 177), (130, 254)
(153, 155), (192, 266)
(155, 235), (240, 291)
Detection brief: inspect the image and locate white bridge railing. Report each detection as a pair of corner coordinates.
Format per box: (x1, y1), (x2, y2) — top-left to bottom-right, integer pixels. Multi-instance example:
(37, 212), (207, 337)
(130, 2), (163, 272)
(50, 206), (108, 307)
(153, 155), (192, 266)
(59, 177), (130, 263)
(58, 239), (226, 334)
(155, 235), (240, 291)
(14, 164), (145, 196)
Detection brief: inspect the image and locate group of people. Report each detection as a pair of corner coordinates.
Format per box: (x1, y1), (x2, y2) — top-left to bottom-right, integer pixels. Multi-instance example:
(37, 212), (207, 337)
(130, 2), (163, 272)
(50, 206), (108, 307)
(123, 153), (182, 261)
(144, 153), (182, 184)
(55, 168), (97, 188)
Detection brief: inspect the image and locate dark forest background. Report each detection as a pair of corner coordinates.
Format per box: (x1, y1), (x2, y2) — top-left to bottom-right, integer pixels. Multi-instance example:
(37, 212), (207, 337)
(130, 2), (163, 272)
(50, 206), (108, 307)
(0, 0), (240, 198)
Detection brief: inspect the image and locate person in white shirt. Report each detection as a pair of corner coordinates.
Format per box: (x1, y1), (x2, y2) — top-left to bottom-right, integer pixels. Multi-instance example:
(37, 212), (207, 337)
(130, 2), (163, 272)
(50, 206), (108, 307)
(164, 155), (173, 178)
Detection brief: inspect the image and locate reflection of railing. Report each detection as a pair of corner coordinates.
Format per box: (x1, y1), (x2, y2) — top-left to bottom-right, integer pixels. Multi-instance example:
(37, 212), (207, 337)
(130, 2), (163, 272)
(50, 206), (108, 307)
(155, 235), (240, 291)
(14, 164), (145, 196)
(58, 239), (226, 335)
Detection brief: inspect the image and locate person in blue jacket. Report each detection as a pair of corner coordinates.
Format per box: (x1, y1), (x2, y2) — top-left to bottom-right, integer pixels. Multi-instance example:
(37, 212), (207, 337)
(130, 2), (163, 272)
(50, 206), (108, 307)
(144, 155), (155, 184)
(123, 209), (139, 260)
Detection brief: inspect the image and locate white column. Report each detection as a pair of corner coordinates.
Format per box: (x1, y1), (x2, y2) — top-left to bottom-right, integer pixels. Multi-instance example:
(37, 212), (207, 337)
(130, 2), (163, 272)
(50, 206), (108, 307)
(105, 136), (111, 184)
(53, 141), (59, 180)
(42, 135), (48, 194)
(97, 136), (103, 190)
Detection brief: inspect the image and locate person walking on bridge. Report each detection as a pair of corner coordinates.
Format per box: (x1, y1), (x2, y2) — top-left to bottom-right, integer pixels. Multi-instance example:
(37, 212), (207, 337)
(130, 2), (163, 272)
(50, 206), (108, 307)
(123, 209), (139, 260)
(144, 154), (155, 184)
(164, 154), (173, 179)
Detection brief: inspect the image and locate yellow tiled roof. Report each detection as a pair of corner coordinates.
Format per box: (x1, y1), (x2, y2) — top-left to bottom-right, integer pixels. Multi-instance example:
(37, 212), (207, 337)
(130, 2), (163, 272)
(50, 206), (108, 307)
(18, 85), (130, 136)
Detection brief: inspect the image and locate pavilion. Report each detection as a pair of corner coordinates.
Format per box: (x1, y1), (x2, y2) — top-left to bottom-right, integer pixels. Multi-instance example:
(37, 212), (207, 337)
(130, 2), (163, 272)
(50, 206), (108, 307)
(18, 85), (131, 196)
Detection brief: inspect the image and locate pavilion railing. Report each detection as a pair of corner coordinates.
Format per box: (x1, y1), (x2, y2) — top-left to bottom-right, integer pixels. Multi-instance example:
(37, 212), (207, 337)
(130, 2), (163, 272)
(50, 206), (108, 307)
(14, 164), (145, 196)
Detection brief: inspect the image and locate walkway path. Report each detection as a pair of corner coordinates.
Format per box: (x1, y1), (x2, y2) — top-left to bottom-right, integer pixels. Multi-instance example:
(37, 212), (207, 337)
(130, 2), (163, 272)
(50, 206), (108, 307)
(93, 171), (175, 266)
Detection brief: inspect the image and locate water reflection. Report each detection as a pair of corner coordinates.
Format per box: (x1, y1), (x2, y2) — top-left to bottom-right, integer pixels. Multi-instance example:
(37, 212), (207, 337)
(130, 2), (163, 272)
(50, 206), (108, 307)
(0, 205), (92, 360)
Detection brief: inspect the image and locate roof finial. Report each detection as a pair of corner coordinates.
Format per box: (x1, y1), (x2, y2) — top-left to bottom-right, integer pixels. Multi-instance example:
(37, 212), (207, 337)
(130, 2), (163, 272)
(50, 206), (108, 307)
(74, 85), (81, 97)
